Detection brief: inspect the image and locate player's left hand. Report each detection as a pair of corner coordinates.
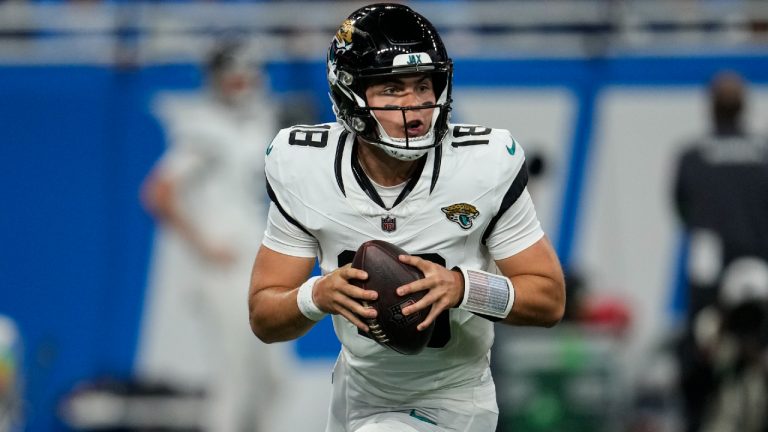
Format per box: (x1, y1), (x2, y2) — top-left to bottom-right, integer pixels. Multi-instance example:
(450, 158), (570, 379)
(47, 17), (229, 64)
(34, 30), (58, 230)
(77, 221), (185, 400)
(395, 255), (464, 331)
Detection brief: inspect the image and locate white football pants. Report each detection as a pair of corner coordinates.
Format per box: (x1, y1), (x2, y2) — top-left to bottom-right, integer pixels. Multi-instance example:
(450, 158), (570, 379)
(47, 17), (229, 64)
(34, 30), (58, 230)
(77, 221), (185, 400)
(325, 351), (498, 432)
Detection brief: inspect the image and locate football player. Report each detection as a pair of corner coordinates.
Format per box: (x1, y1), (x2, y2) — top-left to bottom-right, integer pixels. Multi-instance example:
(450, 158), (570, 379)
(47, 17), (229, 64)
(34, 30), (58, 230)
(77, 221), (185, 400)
(248, 3), (565, 431)
(139, 40), (280, 432)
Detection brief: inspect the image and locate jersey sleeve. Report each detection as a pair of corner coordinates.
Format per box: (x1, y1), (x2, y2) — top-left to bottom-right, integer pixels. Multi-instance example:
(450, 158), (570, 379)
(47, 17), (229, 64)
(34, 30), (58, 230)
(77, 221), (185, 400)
(485, 188), (544, 260)
(154, 96), (218, 180)
(263, 126), (322, 255)
(157, 140), (212, 180)
(480, 131), (545, 259)
(262, 204), (319, 257)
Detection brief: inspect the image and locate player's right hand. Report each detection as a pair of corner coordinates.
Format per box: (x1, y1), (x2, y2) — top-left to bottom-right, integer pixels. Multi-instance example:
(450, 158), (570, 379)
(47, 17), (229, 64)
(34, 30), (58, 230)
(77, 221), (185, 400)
(312, 264), (378, 332)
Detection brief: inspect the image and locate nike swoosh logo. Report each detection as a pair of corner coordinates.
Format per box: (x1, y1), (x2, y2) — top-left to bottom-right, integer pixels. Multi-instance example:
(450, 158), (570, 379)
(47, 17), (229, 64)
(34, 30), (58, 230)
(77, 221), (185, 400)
(409, 409), (437, 425)
(266, 143), (274, 155)
(506, 140), (516, 155)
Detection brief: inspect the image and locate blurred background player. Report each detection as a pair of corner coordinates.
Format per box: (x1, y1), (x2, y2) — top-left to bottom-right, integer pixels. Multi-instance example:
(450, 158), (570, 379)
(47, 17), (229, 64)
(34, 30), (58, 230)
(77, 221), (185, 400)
(672, 70), (768, 432)
(137, 40), (280, 432)
(697, 259), (768, 432)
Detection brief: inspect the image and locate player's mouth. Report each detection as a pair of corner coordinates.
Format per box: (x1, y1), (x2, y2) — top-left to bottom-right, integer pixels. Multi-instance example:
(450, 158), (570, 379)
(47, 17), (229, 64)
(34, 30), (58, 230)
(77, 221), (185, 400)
(405, 120), (427, 137)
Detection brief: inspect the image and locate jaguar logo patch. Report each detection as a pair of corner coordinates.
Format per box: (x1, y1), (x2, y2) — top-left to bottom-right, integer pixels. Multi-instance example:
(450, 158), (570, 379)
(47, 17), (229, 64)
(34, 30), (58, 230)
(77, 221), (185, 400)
(441, 203), (479, 229)
(335, 19), (354, 44)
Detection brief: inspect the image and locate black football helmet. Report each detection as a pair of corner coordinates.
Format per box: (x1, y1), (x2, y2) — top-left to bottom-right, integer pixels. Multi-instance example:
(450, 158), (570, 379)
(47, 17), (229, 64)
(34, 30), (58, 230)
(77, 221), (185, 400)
(327, 3), (453, 160)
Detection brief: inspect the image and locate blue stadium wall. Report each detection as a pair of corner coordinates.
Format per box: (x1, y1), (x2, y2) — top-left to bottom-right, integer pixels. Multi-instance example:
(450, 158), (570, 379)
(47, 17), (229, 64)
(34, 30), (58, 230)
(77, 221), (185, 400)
(1, 54), (768, 431)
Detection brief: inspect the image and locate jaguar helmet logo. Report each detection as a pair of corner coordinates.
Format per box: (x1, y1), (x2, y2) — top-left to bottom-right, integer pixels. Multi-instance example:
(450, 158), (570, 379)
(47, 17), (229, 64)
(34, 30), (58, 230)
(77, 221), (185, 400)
(334, 19), (355, 51)
(441, 203), (480, 229)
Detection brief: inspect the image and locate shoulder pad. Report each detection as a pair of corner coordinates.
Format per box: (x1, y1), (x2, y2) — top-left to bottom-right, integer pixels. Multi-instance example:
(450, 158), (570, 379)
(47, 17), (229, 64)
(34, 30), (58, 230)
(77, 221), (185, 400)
(266, 122), (344, 160)
(444, 124), (527, 188)
(447, 124), (525, 160)
(447, 124), (495, 148)
(265, 122), (346, 187)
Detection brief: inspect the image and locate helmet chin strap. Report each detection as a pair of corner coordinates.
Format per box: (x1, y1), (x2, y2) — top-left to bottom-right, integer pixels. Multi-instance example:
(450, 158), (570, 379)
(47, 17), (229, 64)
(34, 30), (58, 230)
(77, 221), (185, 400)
(368, 105), (441, 161)
(374, 143), (430, 162)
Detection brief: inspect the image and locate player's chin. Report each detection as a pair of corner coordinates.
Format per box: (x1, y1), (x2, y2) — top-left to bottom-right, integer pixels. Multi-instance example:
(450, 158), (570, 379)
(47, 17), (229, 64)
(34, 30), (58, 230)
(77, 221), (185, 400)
(405, 131), (427, 139)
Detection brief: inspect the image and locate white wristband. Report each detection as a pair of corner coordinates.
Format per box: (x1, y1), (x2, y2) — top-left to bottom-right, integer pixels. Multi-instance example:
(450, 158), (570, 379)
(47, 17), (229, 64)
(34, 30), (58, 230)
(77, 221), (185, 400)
(297, 275), (327, 321)
(456, 267), (514, 319)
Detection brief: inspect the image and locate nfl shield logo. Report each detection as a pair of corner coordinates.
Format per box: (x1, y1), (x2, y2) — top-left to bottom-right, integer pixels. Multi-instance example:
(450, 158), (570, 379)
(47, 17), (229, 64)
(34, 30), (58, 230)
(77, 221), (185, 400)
(381, 215), (396, 232)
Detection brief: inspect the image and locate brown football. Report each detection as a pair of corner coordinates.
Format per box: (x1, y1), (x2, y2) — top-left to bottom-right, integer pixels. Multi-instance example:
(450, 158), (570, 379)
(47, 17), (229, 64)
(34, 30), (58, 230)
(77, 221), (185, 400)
(350, 240), (435, 355)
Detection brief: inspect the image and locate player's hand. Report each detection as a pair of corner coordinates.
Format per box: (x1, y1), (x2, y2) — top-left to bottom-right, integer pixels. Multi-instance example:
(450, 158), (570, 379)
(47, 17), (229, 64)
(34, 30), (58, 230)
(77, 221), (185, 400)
(312, 264), (378, 332)
(395, 255), (464, 331)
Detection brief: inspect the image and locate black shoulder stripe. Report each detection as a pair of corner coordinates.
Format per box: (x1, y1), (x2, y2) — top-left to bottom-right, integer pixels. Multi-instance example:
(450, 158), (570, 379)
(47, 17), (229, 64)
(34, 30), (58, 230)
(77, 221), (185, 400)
(266, 179), (313, 237)
(481, 160), (529, 245)
(392, 153), (427, 208)
(334, 131), (349, 196)
(350, 142), (387, 209)
(430, 144), (442, 194)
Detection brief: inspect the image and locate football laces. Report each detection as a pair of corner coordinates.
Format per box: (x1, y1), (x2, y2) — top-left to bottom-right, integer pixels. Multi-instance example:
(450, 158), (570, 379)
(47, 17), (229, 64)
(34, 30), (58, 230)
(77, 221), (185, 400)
(362, 301), (390, 344)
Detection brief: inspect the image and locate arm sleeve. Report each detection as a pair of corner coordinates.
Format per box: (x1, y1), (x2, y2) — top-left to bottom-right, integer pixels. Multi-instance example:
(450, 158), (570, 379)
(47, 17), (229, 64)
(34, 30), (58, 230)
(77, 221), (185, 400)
(262, 203), (319, 258)
(153, 95), (216, 181)
(485, 188), (545, 260)
(158, 144), (210, 181)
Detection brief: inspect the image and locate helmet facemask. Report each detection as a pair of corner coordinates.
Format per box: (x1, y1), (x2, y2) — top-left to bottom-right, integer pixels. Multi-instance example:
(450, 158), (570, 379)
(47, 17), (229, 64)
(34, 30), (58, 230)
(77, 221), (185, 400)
(368, 104), (440, 161)
(330, 62), (453, 161)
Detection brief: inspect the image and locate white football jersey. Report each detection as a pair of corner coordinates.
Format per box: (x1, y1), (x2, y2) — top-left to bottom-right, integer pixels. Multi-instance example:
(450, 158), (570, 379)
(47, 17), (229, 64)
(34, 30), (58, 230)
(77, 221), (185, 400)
(264, 122), (543, 392)
(156, 92), (275, 254)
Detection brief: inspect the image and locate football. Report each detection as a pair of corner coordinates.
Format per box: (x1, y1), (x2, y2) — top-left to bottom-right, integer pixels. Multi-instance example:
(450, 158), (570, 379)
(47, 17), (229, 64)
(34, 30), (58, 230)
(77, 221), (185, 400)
(350, 240), (435, 355)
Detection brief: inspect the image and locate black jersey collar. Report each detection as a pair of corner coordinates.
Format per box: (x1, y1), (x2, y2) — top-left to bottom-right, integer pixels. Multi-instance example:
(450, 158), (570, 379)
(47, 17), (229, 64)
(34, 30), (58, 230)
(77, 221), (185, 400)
(335, 134), (444, 209)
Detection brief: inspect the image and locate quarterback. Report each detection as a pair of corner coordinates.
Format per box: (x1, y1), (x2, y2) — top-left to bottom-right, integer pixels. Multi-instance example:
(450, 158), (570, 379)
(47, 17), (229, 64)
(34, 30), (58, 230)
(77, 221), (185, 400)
(249, 3), (565, 432)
